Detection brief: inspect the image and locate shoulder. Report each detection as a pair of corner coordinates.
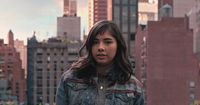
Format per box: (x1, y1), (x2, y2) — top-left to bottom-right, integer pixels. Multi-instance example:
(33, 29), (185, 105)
(124, 75), (144, 94)
(128, 75), (143, 89)
(61, 70), (76, 82)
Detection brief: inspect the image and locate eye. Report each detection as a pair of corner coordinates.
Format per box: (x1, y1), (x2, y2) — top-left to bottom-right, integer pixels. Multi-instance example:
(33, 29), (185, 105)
(93, 40), (99, 44)
(105, 40), (113, 45)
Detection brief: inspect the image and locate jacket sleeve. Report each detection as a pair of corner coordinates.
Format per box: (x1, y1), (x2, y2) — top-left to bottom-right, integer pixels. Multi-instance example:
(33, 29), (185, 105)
(56, 75), (68, 105)
(134, 91), (144, 105)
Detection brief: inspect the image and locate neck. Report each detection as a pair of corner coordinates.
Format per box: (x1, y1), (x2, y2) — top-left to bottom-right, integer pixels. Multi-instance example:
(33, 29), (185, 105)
(96, 63), (113, 75)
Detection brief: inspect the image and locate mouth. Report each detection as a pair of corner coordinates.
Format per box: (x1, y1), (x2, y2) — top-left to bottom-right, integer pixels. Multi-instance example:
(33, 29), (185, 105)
(96, 54), (107, 59)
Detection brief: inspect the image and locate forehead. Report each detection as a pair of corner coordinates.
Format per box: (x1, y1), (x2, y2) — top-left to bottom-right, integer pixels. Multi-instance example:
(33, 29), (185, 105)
(95, 31), (115, 39)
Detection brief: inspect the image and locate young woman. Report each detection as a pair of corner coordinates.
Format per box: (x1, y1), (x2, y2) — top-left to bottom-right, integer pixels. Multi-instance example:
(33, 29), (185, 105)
(56, 20), (144, 105)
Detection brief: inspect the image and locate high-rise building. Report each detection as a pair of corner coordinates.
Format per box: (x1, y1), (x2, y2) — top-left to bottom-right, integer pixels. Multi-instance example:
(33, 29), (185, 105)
(27, 35), (69, 105)
(14, 39), (27, 78)
(88, 0), (107, 30)
(8, 30), (14, 47)
(57, 16), (81, 40)
(57, 0), (80, 41)
(138, 0), (158, 25)
(64, 0), (77, 16)
(0, 30), (25, 104)
(135, 16), (200, 105)
(64, 0), (70, 16)
(69, 0), (77, 16)
(107, 0), (138, 56)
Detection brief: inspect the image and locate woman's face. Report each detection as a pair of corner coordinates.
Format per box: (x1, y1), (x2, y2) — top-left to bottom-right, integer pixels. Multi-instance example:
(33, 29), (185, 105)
(92, 31), (117, 66)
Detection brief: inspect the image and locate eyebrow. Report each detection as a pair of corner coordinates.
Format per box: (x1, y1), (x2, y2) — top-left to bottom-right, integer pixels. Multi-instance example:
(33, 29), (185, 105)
(94, 37), (113, 41)
(104, 38), (113, 41)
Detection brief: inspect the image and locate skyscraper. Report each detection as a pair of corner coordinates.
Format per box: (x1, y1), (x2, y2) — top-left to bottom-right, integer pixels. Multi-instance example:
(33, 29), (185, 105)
(88, 0), (107, 30)
(57, 17), (81, 40)
(107, 0), (138, 56)
(57, 0), (80, 40)
(8, 30), (14, 47)
(64, 0), (77, 16)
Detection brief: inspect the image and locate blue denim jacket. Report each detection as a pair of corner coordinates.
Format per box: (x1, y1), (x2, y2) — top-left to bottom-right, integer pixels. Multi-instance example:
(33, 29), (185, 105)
(56, 70), (144, 105)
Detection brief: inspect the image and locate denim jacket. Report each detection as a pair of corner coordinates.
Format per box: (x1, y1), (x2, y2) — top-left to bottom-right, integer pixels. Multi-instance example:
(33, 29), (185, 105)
(56, 70), (144, 105)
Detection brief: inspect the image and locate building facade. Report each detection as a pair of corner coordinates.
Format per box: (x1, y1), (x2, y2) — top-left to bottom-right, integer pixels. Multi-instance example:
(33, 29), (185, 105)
(107, 0), (138, 56)
(0, 30), (25, 104)
(14, 39), (27, 78)
(173, 0), (196, 17)
(0, 70), (18, 105)
(57, 0), (80, 41)
(64, 0), (77, 16)
(135, 17), (200, 105)
(138, 0), (158, 25)
(187, 0), (200, 62)
(88, 0), (107, 30)
(27, 35), (69, 105)
(57, 16), (81, 40)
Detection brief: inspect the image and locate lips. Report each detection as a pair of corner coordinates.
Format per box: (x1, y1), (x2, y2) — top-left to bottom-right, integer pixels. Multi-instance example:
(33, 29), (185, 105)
(96, 54), (107, 59)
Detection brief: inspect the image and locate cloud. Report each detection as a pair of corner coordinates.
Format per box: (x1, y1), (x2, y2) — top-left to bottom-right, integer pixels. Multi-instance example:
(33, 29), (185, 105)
(0, 0), (88, 43)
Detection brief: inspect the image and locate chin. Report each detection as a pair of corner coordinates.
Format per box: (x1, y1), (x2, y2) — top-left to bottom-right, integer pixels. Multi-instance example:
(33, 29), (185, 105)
(97, 62), (108, 65)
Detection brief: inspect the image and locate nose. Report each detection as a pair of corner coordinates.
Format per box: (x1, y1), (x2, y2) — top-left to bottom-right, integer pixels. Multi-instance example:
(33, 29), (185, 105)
(98, 43), (105, 52)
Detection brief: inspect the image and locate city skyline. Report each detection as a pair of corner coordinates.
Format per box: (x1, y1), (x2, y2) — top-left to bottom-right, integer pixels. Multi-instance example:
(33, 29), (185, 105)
(0, 0), (88, 44)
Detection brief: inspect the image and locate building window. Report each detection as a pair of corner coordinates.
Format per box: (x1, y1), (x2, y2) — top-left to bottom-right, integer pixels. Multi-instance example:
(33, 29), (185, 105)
(8, 53), (13, 56)
(61, 61), (64, 63)
(189, 81), (195, 88)
(54, 72), (57, 79)
(122, 6), (128, 33)
(130, 33), (136, 40)
(130, 0), (137, 5)
(54, 53), (57, 56)
(37, 79), (42, 87)
(47, 96), (49, 103)
(37, 53), (43, 56)
(114, 6), (120, 27)
(61, 52), (64, 56)
(114, 0), (120, 4)
(37, 68), (43, 71)
(130, 6), (136, 33)
(36, 60), (43, 64)
(63, 32), (67, 36)
(122, 0), (128, 4)
(47, 80), (50, 87)
(37, 88), (43, 95)
(37, 95), (43, 104)
(54, 88), (57, 95)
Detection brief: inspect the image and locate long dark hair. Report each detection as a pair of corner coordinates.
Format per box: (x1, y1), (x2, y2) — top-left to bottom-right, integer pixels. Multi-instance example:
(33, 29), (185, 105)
(70, 20), (133, 84)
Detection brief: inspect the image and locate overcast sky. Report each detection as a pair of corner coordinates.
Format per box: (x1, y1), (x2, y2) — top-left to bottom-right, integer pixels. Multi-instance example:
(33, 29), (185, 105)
(0, 0), (88, 44)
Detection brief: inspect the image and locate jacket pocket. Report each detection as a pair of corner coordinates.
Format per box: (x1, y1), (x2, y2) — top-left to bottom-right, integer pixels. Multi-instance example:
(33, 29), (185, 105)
(68, 82), (88, 91)
(106, 90), (136, 105)
(115, 93), (136, 103)
(67, 82), (96, 105)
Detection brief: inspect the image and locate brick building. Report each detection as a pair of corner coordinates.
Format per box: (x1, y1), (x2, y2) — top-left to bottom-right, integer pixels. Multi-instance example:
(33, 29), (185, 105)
(0, 30), (25, 104)
(88, 0), (107, 30)
(135, 17), (200, 105)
